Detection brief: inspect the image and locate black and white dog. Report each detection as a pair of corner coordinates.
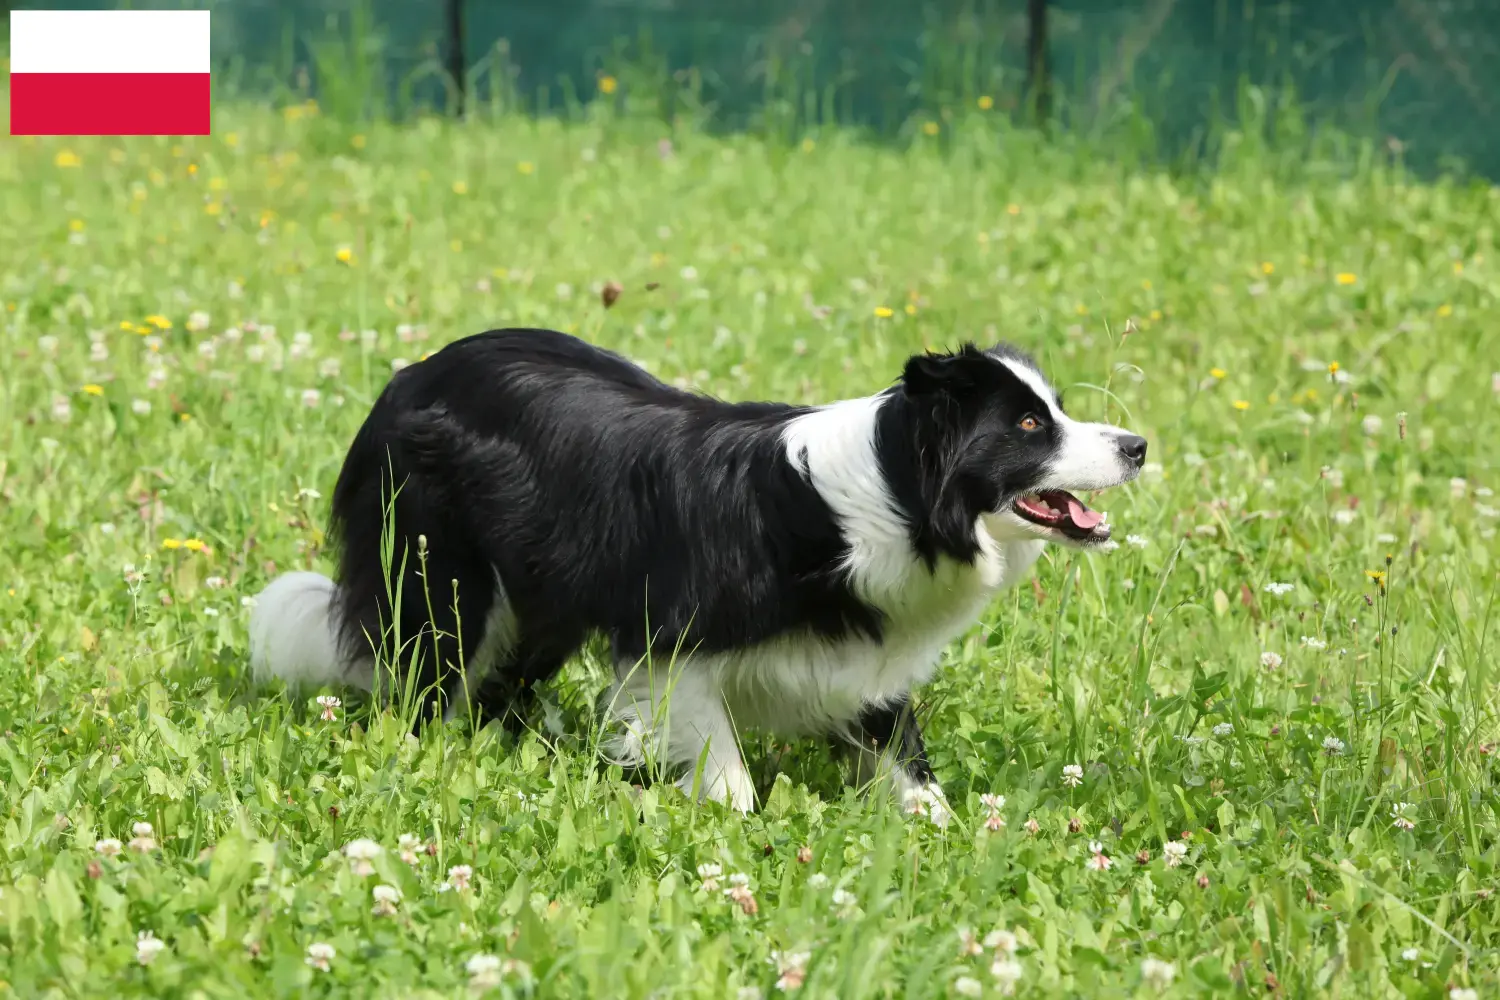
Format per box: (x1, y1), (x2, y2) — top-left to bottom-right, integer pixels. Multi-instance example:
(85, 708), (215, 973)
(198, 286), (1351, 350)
(250, 328), (1145, 820)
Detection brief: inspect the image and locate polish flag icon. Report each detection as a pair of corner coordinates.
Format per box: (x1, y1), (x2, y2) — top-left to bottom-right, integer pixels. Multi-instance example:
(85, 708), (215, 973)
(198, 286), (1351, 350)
(9, 10), (211, 136)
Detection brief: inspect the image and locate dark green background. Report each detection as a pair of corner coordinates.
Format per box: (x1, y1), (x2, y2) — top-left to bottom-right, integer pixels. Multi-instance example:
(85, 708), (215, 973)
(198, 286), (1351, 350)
(9, 1), (1498, 176)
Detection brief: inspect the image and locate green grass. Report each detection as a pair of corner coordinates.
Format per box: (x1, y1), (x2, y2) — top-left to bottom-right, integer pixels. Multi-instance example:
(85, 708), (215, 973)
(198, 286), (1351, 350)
(1, 96), (1498, 998)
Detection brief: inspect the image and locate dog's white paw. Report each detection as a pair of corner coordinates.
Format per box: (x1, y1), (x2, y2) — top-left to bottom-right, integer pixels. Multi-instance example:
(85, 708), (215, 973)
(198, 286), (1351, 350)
(677, 764), (756, 814)
(899, 782), (950, 828)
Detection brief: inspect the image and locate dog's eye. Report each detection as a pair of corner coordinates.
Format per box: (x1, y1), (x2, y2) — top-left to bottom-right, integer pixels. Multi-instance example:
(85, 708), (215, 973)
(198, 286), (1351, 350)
(1019, 414), (1042, 432)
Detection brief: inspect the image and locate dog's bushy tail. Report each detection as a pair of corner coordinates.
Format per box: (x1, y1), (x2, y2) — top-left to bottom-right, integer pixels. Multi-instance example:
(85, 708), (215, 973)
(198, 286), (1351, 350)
(249, 571), (372, 690)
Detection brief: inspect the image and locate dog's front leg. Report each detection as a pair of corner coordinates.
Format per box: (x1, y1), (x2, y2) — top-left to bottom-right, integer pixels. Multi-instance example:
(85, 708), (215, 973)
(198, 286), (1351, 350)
(604, 663), (755, 813)
(845, 694), (950, 827)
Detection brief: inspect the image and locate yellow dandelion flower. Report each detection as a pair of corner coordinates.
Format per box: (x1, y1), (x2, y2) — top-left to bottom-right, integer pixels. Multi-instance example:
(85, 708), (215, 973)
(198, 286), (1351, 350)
(1074, 303), (1089, 316)
(81, 384), (104, 397)
(335, 246), (354, 265)
(922, 121), (940, 136)
(162, 538), (183, 550)
(1335, 272), (1357, 285)
(351, 134), (366, 149)
(1209, 368), (1227, 379)
(1437, 303), (1453, 317)
(119, 321), (134, 331)
(1327, 361), (1340, 374)
(517, 161), (535, 175)
(55, 149), (82, 168)
(260, 210), (275, 228)
(187, 163), (198, 176)
(873, 306), (895, 318)
(1261, 261), (1275, 275)
(1364, 569), (1387, 586)
(69, 219), (86, 233)
(1232, 399), (1250, 411)
(1149, 309), (1162, 321)
(650, 252), (666, 268)
(599, 75), (618, 95)
(179, 413), (191, 421)
(184, 538), (206, 552)
(452, 180), (468, 195)
(204, 202), (222, 216)
(977, 95), (994, 111)
(1453, 261), (1463, 275)
(146, 315), (172, 330)
(800, 138), (815, 153)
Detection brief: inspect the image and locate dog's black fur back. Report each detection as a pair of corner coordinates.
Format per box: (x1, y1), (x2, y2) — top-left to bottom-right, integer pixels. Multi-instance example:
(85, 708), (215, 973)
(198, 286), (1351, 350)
(328, 328), (883, 717)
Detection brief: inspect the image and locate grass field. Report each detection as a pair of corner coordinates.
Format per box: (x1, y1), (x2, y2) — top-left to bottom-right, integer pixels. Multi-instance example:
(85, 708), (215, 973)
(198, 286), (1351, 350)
(1, 96), (1498, 997)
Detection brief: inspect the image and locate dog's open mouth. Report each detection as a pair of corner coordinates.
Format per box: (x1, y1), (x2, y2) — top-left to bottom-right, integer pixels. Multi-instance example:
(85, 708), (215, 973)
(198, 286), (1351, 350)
(1013, 490), (1109, 541)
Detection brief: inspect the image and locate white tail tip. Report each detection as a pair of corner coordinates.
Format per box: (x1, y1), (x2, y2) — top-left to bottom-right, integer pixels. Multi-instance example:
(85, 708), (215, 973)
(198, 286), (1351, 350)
(249, 572), (370, 689)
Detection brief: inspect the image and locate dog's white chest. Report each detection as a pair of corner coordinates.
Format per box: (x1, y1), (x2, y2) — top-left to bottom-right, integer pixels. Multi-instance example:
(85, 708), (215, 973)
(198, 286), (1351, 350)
(712, 538), (1044, 735)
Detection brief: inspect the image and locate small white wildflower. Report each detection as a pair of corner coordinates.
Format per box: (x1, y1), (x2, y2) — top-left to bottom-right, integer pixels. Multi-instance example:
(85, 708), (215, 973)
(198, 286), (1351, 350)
(1451, 989), (1478, 1000)
(990, 957), (1023, 995)
(680, 265), (699, 281)
(1086, 841), (1113, 871)
(954, 976), (983, 997)
(1322, 466), (1345, 488)
(91, 340), (109, 362)
(1126, 534), (1149, 549)
(772, 950), (810, 991)
(129, 822), (156, 852)
(697, 862), (723, 892)
(1212, 723), (1234, 737)
(131, 398), (152, 415)
(1332, 509), (1357, 525)
(1140, 957), (1177, 990)
(467, 953), (503, 988)
(1361, 415), (1383, 436)
(38, 335), (59, 356)
(830, 888), (860, 919)
(96, 837), (124, 857)
(1391, 802), (1416, 831)
(958, 928), (983, 957)
(984, 929), (1018, 956)
(391, 357), (410, 372)
(186, 310), (210, 332)
(1301, 636), (1328, 650)
(1163, 840), (1188, 867)
(316, 694), (340, 721)
(1261, 651), (1283, 670)
(372, 883), (401, 916)
(51, 394), (72, 423)
(343, 838), (382, 876)
(447, 864), (473, 891)
(136, 930), (166, 966)
(305, 942), (335, 972)
(398, 833), (423, 865)
(806, 872), (830, 890)
(1061, 764), (1083, 788)
(555, 282), (573, 300)
(1264, 582), (1294, 596)
(1323, 736), (1346, 756)
(1451, 477), (1469, 498)
(1401, 947), (1420, 961)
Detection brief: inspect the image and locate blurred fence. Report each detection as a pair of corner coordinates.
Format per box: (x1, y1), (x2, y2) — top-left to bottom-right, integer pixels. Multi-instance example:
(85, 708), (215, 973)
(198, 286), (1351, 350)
(6, 0), (1498, 176)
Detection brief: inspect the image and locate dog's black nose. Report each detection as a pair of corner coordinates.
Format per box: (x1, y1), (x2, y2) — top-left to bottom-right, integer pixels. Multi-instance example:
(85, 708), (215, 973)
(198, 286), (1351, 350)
(1117, 434), (1148, 467)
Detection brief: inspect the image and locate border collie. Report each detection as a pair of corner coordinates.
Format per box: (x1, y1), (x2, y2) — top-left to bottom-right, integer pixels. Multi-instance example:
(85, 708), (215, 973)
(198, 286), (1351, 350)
(250, 328), (1145, 820)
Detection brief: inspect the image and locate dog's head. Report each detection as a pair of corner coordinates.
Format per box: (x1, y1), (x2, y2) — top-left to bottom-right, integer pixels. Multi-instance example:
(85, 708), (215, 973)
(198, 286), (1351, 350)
(899, 342), (1145, 549)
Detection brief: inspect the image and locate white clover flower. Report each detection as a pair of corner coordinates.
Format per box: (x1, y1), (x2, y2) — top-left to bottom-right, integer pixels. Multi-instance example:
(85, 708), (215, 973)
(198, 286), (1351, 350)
(990, 957), (1023, 995)
(1163, 840), (1188, 867)
(984, 928), (1018, 956)
(1361, 415), (1383, 436)
(1391, 802), (1416, 831)
(1260, 651), (1283, 670)
(1323, 736), (1346, 756)
(447, 864), (473, 891)
(305, 942), (335, 972)
(1061, 764), (1083, 788)
(96, 838), (123, 857)
(1126, 534), (1149, 549)
(1212, 723), (1234, 737)
(136, 930), (166, 966)
(1401, 947), (1420, 961)
(1301, 636), (1328, 650)
(343, 838), (382, 876)
(398, 833), (423, 865)
(301, 388), (322, 408)
(806, 872), (830, 890)
(1264, 582), (1294, 596)
(955, 976), (983, 997)
(1140, 957), (1177, 990)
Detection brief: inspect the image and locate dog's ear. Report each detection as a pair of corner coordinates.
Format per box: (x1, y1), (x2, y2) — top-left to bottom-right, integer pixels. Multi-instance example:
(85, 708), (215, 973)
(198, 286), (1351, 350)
(901, 345), (986, 396)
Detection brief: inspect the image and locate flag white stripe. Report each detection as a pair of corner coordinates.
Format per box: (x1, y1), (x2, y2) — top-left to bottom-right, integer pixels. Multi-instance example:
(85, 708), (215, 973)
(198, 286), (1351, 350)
(10, 10), (210, 75)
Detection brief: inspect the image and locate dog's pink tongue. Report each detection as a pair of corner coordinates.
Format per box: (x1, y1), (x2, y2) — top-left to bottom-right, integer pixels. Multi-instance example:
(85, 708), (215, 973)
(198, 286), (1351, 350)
(1065, 496), (1103, 530)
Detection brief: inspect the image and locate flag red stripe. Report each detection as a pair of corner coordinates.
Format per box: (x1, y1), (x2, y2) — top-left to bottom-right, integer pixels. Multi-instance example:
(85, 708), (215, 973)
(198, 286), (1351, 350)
(10, 73), (210, 136)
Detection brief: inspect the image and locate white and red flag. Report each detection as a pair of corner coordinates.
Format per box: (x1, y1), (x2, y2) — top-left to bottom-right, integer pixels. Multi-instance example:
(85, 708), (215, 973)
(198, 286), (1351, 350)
(9, 9), (211, 136)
